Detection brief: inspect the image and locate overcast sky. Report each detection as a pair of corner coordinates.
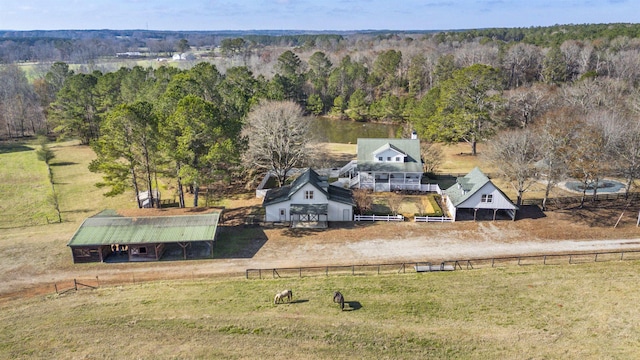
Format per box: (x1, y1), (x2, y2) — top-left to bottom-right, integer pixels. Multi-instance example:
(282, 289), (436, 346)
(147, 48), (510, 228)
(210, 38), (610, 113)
(1, 0), (638, 31)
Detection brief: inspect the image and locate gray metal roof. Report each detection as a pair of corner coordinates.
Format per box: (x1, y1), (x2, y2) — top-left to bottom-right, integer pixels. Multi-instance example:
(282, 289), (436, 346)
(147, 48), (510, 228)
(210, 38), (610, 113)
(67, 211), (220, 247)
(262, 168), (355, 207)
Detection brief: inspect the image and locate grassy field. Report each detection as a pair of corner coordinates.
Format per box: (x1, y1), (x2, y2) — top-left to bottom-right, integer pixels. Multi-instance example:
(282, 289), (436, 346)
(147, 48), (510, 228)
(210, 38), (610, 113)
(2, 261), (640, 359)
(2, 139), (640, 359)
(0, 140), (134, 281)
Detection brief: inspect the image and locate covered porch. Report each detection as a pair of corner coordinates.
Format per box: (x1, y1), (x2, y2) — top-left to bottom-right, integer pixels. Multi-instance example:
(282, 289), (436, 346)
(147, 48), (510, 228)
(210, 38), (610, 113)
(290, 203), (328, 229)
(355, 172), (422, 192)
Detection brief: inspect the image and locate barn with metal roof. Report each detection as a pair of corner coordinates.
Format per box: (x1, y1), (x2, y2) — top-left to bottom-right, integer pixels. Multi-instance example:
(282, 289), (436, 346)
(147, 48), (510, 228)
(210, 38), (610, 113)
(67, 210), (221, 263)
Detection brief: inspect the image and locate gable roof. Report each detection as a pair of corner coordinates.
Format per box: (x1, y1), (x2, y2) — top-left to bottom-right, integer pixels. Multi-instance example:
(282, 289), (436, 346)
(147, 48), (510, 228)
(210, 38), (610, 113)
(444, 167), (516, 209)
(356, 138), (423, 173)
(372, 143), (406, 157)
(262, 168), (354, 207)
(67, 211), (220, 247)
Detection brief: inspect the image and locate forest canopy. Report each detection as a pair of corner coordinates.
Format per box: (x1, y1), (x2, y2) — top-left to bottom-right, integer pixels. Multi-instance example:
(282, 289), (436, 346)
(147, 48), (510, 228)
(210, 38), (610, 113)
(3, 23), (640, 208)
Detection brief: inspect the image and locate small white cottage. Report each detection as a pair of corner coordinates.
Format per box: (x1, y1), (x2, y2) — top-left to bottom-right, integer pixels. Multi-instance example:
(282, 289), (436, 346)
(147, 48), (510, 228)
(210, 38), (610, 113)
(262, 168), (354, 228)
(443, 167), (517, 221)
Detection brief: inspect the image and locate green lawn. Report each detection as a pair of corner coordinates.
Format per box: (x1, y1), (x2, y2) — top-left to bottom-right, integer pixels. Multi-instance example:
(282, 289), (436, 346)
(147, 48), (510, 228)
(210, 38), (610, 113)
(0, 140), (135, 278)
(1, 261), (639, 359)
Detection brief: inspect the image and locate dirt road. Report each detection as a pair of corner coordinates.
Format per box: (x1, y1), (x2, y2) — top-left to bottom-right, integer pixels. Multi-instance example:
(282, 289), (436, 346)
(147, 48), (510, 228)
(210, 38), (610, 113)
(3, 216), (640, 303)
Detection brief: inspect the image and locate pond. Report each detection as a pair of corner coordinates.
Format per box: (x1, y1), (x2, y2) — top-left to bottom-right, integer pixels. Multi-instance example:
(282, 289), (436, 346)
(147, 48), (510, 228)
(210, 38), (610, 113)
(310, 117), (403, 144)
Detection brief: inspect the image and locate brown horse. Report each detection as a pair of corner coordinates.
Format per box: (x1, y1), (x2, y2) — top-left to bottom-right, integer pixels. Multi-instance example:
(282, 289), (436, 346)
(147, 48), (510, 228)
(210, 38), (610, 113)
(333, 291), (345, 310)
(274, 289), (293, 304)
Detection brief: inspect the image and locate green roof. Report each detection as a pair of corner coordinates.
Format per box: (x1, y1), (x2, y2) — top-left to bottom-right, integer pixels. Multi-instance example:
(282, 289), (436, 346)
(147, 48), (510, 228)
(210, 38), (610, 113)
(444, 167), (516, 210)
(444, 167), (491, 206)
(356, 138), (423, 173)
(67, 211), (220, 247)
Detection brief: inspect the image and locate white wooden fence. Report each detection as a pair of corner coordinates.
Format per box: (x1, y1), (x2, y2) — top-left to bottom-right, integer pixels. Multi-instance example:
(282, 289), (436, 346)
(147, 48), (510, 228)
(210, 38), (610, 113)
(354, 214), (405, 222)
(414, 215), (453, 223)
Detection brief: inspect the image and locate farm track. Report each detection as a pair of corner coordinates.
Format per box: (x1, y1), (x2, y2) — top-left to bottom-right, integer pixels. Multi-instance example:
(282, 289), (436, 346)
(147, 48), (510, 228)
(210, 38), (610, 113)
(3, 216), (640, 304)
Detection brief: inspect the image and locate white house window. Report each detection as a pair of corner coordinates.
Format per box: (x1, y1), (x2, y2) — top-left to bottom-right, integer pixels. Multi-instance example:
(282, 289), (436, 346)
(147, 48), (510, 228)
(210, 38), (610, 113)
(387, 157), (391, 161)
(378, 156), (383, 161)
(481, 194), (493, 203)
(304, 190), (314, 200)
(395, 156), (400, 162)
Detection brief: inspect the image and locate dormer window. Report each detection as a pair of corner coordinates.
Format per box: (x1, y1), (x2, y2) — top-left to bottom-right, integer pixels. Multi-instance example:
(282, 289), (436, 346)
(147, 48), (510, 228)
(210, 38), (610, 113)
(481, 194), (493, 203)
(304, 190), (314, 200)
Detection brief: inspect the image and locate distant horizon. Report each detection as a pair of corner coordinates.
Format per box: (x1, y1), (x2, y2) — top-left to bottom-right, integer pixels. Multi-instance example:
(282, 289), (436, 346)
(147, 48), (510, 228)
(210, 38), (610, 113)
(1, 0), (638, 32)
(1, 22), (637, 34)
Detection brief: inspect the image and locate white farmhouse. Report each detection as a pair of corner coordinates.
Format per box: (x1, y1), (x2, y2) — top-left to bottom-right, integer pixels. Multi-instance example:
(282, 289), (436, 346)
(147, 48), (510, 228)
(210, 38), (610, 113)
(344, 136), (424, 192)
(262, 168), (354, 228)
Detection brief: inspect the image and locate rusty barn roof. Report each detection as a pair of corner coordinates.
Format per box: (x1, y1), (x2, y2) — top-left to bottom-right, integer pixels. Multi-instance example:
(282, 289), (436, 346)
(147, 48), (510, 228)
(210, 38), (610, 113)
(67, 211), (220, 247)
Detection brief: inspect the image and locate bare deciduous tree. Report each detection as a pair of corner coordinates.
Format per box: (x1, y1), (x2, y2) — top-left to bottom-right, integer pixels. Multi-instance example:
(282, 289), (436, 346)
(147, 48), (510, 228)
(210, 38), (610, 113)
(535, 108), (581, 210)
(484, 128), (541, 206)
(569, 110), (617, 207)
(386, 192), (404, 216)
(352, 189), (372, 215)
(242, 100), (316, 186)
(420, 141), (443, 175)
(504, 83), (557, 128)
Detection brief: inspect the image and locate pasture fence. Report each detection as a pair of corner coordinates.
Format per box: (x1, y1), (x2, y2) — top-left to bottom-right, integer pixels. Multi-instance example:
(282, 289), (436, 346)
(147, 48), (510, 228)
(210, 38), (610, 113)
(414, 215), (453, 222)
(522, 192), (640, 208)
(245, 249), (640, 279)
(54, 277), (99, 295)
(354, 214), (404, 222)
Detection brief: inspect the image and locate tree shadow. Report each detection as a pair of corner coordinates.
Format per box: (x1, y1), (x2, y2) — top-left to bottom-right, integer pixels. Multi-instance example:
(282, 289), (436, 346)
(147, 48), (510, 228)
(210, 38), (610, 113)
(0, 143), (33, 154)
(554, 200), (637, 228)
(50, 161), (77, 166)
(214, 226), (268, 259)
(282, 227), (326, 238)
(282, 221), (376, 237)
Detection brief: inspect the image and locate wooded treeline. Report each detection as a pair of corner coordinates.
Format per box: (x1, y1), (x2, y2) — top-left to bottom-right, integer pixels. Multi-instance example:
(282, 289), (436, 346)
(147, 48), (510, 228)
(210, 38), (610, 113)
(2, 23), (640, 207)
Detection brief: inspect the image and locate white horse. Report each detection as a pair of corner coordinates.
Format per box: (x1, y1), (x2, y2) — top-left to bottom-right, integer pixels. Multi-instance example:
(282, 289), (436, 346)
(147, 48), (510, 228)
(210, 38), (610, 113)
(274, 289), (293, 304)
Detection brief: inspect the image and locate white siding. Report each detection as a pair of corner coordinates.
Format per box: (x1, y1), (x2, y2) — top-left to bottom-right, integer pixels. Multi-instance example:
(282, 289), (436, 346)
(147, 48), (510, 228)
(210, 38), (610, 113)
(456, 183), (516, 210)
(264, 183), (353, 222)
(289, 183), (329, 203)
(328, 202), (352, 221)
(265, 201), (292, 222)
(373, 148), (405, 162)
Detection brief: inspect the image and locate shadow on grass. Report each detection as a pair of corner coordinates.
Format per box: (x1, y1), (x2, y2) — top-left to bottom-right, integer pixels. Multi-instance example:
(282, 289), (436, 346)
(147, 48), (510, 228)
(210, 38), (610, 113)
(288, 299), (309, 304)
(0, 143), (33, 154)
(214, 225), (268, 259)
(50, 161), (78, 166)
(344, 301), (362, 311)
